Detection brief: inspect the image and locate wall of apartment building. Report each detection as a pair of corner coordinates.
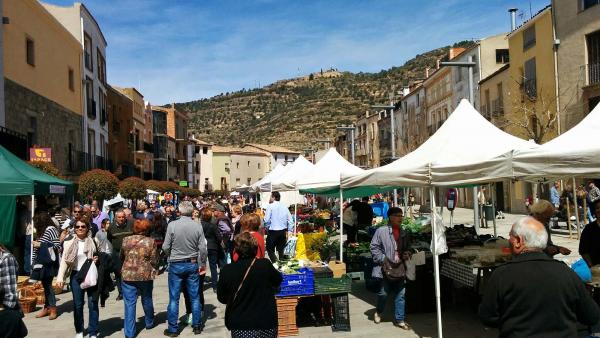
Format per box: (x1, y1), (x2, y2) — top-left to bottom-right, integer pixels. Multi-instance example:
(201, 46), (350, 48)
(117, 88), (152, 176)
(212, 152), (231, 191)
(107, 86), (133, 176)
(552, 0), (600, 132)
(3, 0), (83, 178)
(507, 7), (558, 143)
(229, 152), (269, 188)
(43, 2), (109, 162)
(366, 112), (381, 168)
(424, 68), (453, 134)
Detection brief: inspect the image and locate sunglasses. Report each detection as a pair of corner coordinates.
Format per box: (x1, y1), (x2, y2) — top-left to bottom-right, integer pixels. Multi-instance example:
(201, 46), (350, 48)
(74, 225), (87, 229)
(73, 211), (81, 214)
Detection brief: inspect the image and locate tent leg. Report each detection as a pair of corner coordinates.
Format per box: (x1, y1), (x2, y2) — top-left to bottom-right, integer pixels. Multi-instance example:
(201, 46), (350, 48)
(339, 189), (344, 263)
(566, 195), (573, 239)
(473, 186), (479, 235)
(294, 203), (298, 235)
(491, 183), (497, 237)
(430, 189), (443, 338)
(403, 188), (408, 216)
(30, 195), (35, 271)
(573, 177), (581, 240)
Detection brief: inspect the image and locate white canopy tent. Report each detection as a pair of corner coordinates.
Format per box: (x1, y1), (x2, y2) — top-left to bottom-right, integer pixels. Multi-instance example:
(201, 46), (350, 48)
(271, 155), (315, 191)
(340, 99), (539, 338)
(512, 102), (600, 180)
(297, 148), (364, 195)
(251, 163), (290, 192)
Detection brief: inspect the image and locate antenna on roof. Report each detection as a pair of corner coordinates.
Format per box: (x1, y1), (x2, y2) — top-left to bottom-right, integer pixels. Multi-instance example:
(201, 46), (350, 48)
(529, 1), (533, 19)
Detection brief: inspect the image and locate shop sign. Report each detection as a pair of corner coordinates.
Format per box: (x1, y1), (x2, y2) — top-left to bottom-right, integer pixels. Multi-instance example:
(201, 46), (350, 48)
(49, 185), (66, 194)
(179, 181), (188, 187)
(30, 147), (52, 163)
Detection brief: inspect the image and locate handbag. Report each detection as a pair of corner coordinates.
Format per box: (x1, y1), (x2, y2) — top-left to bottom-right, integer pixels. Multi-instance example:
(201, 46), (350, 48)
(382, 231), (407, 282)
(79, 259), (98, 289)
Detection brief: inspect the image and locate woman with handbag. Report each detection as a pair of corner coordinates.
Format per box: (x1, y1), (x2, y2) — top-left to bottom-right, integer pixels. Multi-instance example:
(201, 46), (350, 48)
(119, 219), (158, 338)
(56, 216), (100, 338)
(217, 232), (282, 338)
(31, 212), (61, 320)
(370, 207), (411, 330)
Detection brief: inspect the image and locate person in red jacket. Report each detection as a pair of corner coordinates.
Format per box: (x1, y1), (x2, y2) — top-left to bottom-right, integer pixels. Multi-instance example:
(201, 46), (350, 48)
(233, 213), (265, 261)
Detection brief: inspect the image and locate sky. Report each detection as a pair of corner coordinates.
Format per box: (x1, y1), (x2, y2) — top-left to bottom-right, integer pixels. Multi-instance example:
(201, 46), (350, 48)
(44, 0), (551, 105)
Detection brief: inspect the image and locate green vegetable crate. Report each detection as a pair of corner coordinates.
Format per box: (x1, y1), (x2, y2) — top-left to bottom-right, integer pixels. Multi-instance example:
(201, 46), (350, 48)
(314, 275), (352, 295)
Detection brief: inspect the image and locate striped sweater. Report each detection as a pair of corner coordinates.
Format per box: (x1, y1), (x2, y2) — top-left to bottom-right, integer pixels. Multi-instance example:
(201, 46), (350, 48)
(32, 226), (60, 264)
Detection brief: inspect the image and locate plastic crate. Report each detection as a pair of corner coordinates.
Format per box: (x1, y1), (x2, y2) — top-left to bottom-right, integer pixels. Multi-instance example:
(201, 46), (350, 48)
(331, 293), (351, 331)
(314, 275), (352, 295)
(276, 297), (299, 336)
(276, 268), (314, 297)
(310, 266), (333, 279)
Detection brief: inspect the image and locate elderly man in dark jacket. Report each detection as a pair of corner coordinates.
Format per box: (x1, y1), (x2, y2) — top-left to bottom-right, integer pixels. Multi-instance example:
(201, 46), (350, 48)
(479, 216), (600, 337)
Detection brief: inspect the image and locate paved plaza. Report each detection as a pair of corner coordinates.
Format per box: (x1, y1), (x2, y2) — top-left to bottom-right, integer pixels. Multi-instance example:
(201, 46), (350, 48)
(23, 207), (583, 338)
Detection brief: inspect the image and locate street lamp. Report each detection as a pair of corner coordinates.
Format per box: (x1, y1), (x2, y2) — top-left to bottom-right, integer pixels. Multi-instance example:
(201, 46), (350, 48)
(373, 92), (398, 205)
(336, 125), (355, 165)
(439, 56), (480, 232)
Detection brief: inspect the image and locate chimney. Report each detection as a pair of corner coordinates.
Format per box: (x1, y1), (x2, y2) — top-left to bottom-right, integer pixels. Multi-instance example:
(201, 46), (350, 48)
(436, 59), (440, 70)
(509, 8), (518, 31)
(425, 67), (430, 78)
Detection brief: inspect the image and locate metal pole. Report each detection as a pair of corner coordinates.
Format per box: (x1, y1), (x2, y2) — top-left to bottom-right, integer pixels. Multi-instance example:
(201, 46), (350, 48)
(30, 195), (35, 270)
(430, 188), (443, 338)
(473, 186), (479, 234)
(491, 183), (497, 237)
(339, 188), (344, 262)
(468, 55), (474, 105)
(294, 203), (298, 235)
(566, 194), (573, 239)
(351, 128), (355, 165)
(573, 177), (581, 239)
(403, 187), (408, 216)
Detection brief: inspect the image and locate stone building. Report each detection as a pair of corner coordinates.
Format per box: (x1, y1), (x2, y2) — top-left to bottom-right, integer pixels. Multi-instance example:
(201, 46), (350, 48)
(212, 146), (269, 191)
(3, 0), (83, 179)
(107, 85), (135, 178)
(188, 136), (213, 191)
(242, 143), (300, 171)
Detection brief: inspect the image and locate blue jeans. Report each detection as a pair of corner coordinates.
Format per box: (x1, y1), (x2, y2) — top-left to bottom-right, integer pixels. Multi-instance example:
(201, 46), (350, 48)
(122, 280), (154, 338)
(70, 270), (99, 336)
(376, 278), (406, 322)
(41, 276), (56, 307)
(207, 249), (220, 289)
(167, 262), (202, 332)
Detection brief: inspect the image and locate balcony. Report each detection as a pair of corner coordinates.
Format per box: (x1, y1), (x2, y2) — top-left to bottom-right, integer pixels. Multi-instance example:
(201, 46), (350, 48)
(143, 142), (154, 153)
(586, 63), (600, 86)
(492, 99), (504, 118)
(68, 151), (113, 173)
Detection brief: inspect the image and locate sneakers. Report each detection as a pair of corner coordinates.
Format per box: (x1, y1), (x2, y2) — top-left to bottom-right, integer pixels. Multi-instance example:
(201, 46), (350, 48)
(394, 321), (411, 330)
(373, 312), (381, 324)
(75, 333), (83, 338)
(187, 313), (193, 325)
(193, 326), (203, 335)
(163, 329), (179, 337)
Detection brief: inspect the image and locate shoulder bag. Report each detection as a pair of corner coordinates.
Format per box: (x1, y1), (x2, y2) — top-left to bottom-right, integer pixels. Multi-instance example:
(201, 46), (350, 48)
(382, 231), (406, 282)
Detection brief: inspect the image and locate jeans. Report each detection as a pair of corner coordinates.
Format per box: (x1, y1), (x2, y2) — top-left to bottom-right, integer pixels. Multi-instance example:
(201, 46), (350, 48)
(112, 250), (123, 295)
(122, 280), (154, 338)
(167, 262), (202, 332)
(24, 236), (31, 275)
(70, 270), (99, 336)
(376, 278), (406, 322)
(182, 274), (204, 315)
(207, 249), (220, 289)
(41, 276), (56, 307)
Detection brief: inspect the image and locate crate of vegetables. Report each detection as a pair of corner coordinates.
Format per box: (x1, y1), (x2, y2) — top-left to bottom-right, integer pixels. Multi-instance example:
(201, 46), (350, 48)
(275, 263), (314, 297)
(314, 275), (352, 295)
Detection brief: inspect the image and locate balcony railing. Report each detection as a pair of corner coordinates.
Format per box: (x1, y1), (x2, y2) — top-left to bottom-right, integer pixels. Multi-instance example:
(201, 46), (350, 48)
(143, 142), (154, 153)
(587, 63), (600, 86)
(69, 151), (113, 173)
(492, 99), (504, 118)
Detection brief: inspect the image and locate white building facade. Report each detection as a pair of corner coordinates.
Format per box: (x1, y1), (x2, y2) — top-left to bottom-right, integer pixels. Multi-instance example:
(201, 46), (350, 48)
(187, 137), (213, 192)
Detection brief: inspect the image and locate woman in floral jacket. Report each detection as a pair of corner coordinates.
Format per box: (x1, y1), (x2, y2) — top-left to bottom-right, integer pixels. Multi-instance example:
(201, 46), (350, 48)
(119, 219), (159, 338)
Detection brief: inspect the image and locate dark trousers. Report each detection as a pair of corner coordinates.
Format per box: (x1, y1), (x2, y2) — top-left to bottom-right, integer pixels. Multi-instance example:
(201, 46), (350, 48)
(266, 229), (287, 262)
(41, 276), (56, 307)
(345, 224), (357, 243)
(112, 250), (123, 295)
(0, 308), (28, 338)
(207, 249), (220, 289)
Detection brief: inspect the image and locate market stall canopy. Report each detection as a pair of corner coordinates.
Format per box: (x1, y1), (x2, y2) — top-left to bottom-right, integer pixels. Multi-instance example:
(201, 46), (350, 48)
(0, 145), (73, 196)
(341, 100), (537, 191)
(511, 102), (600, 180)
(271, 155), (315, 191)
(297, 148), (364, 196)
(146, 189), (160, 195)
(234, 184), (251, 192)
(251, 163), (290, 192)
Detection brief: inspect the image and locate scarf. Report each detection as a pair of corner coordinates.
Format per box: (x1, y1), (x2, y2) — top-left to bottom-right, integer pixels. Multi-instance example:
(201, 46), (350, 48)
(64, 236), (95, 266)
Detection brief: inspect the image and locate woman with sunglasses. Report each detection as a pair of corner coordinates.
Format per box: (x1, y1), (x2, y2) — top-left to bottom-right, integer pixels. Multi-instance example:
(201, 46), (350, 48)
(56, 216), (100, 338)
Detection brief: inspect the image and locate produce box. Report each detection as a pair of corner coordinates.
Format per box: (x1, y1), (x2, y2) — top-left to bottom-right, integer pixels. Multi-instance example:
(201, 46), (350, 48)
(276, 267), (314, 297)
(328, 260), (346, 278)
(309, 266), (333, 279)
(314, 275), (352, 295)
(276, 297), (299, 336)
(331, 293), (351, 331)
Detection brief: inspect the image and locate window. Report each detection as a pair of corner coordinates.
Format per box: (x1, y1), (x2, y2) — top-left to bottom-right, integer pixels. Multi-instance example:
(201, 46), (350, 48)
(497, 82), (504, 107)
(583, 0), (600, 10)
(68, 68), (74, 91)
(587, 30), (600, 85)
(202, 147), (208, 154)
(97, 48), (106, 84)
(247, 178), (251, 186)
(524, 57), (537, 98)
(496, 49), (509, 63)
(285, 155), (288, 162)
(99, 90), (107, 126)
(523, 25), (536, 50)
(26, 37), (35, 66)
(84, 33), (93, 71)
(416, 94), (420, 107)
(236, 162), (239, 169)
(86, 77), (96, 119)
(258, 162), (261, 169)
(247, 161), (250, 167)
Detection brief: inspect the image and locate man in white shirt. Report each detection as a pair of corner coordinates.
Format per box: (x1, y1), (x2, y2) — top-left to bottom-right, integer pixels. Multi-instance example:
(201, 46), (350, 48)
(264, 192), (293, 262)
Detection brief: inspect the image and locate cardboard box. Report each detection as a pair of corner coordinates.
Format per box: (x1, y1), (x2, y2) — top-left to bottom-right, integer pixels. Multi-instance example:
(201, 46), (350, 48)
(328, 260), (347, 278)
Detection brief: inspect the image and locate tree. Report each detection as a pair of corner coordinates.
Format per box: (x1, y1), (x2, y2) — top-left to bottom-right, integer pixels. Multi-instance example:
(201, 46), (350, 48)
(119, 177), (147, 200)
(28, 161), (62, 178)
(145, 180), (164, 192)
(78, 169), (119, 203)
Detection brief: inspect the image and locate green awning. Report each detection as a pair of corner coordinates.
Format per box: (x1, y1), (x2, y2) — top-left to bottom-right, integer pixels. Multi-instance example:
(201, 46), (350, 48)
(300, 185), (399, 199)
(0, 145), (73, 196)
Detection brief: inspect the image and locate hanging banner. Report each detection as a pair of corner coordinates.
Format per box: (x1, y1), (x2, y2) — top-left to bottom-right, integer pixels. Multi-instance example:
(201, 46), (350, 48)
(49, 185), (66, 194)
(30, 147), (52, 163)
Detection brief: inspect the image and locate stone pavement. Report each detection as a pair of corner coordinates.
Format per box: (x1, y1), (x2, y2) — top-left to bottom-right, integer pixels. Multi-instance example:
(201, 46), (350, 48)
(23, 207), (583, 338)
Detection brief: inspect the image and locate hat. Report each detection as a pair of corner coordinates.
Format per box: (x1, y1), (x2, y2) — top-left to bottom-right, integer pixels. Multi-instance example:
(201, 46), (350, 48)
(212, 203), (226, 212)
(387, 207), (403, 218)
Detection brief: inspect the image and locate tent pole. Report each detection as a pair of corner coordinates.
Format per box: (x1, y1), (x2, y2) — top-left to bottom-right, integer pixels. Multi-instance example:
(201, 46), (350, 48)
(30, 195), (35, 271)
(573, 177), (581, 239)
(430, 188), (443, 338)
(294, 203), (298, 235)
(566, 194), (573, 239)
(339, 188), (344, 262)
(491, 183), (497, 237)
(403, 188), (408, 217)
(473, 186), (479, 235)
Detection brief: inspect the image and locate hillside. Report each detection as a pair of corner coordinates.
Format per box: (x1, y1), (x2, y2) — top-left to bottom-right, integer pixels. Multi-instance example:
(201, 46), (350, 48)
(177, 41), (475, 151)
